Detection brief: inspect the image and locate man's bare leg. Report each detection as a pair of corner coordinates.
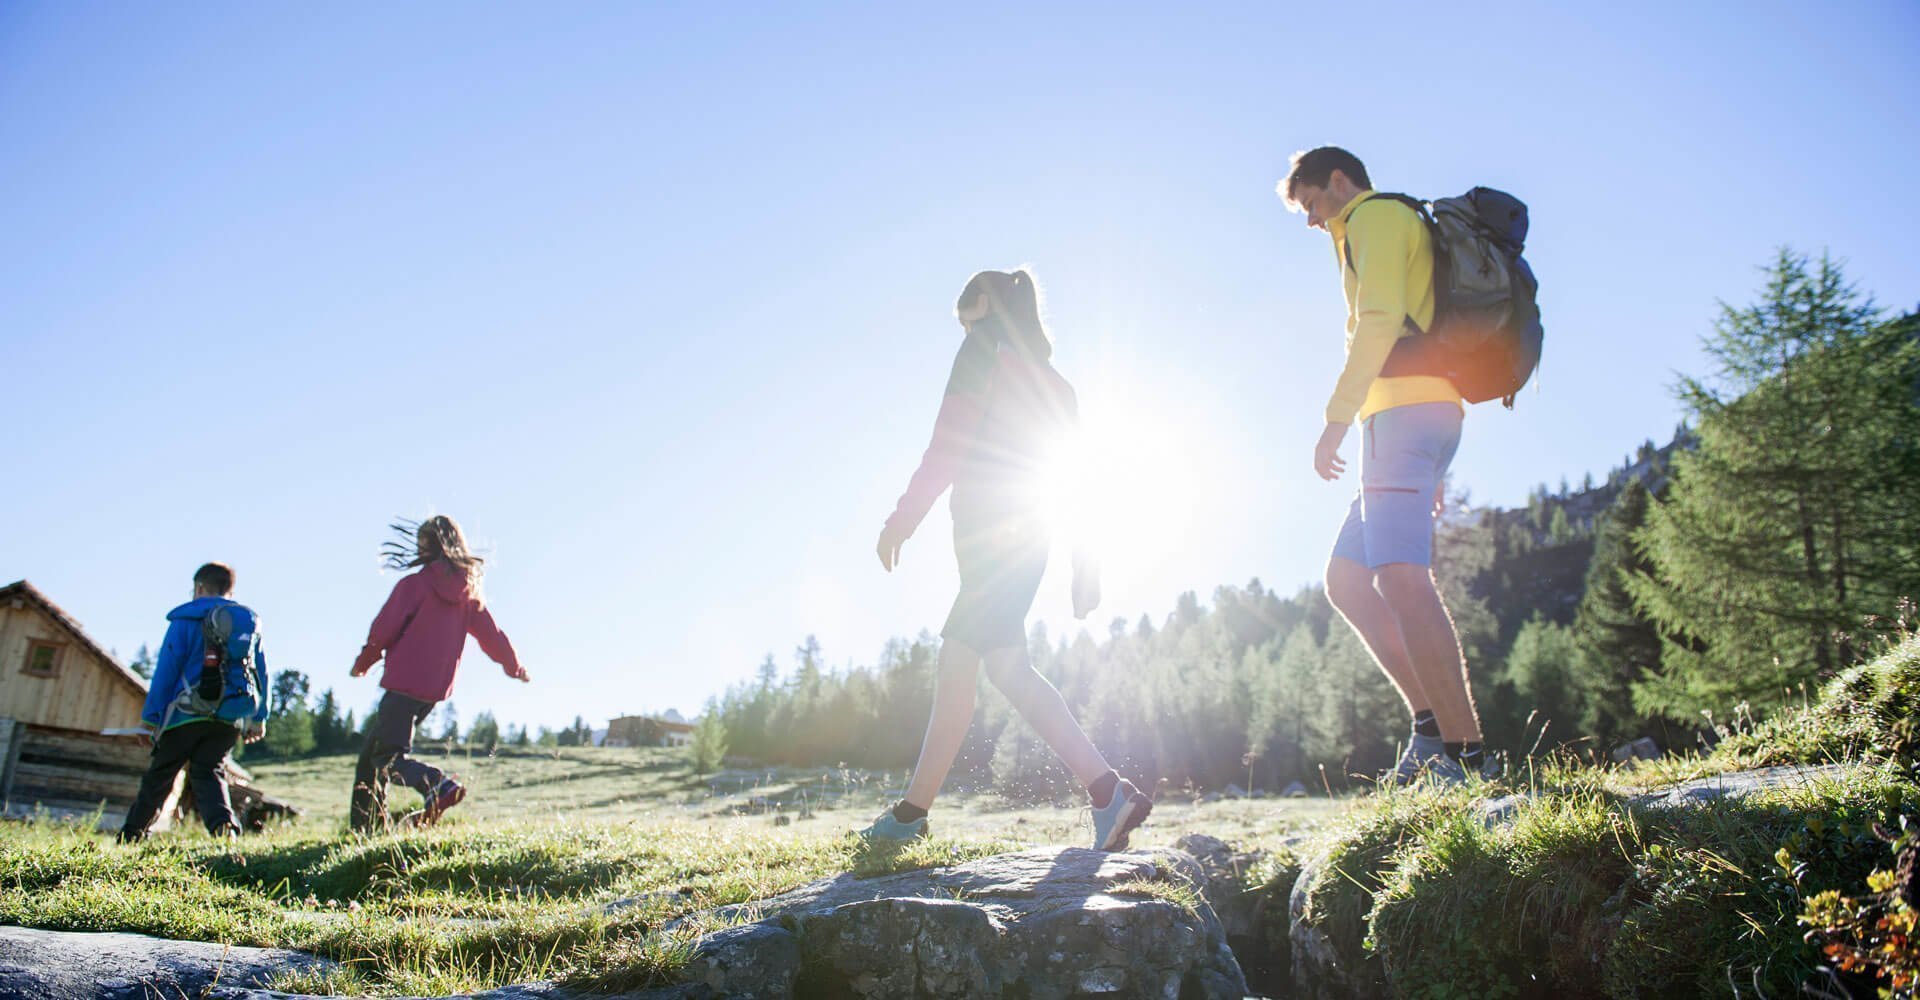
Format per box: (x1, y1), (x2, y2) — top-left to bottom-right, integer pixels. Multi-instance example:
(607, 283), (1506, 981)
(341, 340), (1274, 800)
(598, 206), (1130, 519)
(1325, 555), (1430, 714)
(1376, 562), (1481, 742)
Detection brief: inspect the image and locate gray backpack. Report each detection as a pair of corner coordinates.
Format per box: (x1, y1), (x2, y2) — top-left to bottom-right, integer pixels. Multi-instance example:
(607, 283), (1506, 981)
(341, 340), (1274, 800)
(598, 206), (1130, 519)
(1346, 188), (1544, 407)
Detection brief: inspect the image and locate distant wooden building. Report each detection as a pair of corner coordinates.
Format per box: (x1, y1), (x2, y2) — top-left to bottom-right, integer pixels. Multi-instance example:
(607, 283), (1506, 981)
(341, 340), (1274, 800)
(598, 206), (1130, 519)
(0, 579), (148, 733)
(606, 713), (696, 748)
(0, 579), (291, 830)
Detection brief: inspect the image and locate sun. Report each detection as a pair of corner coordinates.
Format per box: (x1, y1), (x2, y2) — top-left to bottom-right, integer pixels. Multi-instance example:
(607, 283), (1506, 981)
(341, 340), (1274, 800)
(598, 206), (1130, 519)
(1035, 372), (1207, 583)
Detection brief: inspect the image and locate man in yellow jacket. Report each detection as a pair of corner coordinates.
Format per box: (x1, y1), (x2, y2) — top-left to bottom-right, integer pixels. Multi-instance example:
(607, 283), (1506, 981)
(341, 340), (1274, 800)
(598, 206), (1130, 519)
(1279, 146), (1486, 785)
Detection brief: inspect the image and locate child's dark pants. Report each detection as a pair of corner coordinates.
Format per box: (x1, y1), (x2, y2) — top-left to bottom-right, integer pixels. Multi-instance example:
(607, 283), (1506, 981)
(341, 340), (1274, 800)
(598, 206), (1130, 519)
(119, 721), (241, 840)
(350, 690), (446, 831)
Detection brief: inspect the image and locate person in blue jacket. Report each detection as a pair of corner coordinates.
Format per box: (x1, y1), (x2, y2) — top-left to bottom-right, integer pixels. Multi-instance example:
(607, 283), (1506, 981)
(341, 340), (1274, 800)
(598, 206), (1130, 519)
(118, 562), (269, 841)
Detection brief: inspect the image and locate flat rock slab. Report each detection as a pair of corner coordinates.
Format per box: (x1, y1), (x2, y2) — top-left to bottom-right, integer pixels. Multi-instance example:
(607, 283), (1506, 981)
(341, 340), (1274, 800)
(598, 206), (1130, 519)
(0, 925), (330, 1000)
(1628, 762), (1851, 809)
(675, 846), (1248, 999)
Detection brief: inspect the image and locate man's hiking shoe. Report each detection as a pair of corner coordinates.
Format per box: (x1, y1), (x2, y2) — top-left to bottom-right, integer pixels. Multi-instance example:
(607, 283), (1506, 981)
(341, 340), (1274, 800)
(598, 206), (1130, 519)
(1092, 779), (1152, 852)
(1464, 751), (1502, 783)
(1386, 734), (1464, 789)
(420, 778), (466, 827)
(856, 809), (928, 846)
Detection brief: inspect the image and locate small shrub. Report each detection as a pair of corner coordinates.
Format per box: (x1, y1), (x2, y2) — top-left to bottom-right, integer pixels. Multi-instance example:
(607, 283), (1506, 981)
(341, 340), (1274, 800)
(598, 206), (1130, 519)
(1799, 816), (1920, 997)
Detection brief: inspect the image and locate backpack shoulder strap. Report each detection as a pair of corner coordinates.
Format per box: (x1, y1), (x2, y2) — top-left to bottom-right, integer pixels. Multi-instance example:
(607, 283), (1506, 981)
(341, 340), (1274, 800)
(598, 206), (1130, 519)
(1341, 193), (1434, 274)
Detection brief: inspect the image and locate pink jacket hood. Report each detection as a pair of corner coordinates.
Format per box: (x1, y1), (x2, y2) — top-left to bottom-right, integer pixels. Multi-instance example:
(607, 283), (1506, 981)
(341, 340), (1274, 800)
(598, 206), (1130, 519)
(352, 562), (524, 704)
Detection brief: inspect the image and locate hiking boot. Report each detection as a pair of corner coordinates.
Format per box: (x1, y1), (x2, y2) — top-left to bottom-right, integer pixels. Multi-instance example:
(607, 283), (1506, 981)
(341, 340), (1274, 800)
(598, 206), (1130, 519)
(1423, 752), (1469, 788)
(420, 778), (466, 826)
(1386, 733), (1461, 788)
(856, 809), (928, 846)
(1092, 779), (1152, 852)
(1461, 749), (1502, 783)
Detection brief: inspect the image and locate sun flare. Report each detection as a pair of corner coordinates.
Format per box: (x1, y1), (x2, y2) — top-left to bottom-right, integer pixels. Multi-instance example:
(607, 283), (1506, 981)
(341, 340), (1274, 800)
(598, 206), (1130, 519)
(1035, 376), (1207, 579)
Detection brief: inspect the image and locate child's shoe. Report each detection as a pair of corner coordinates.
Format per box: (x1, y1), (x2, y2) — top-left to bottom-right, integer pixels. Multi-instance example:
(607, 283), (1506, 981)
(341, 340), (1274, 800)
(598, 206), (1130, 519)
(420, 777), (466, 826)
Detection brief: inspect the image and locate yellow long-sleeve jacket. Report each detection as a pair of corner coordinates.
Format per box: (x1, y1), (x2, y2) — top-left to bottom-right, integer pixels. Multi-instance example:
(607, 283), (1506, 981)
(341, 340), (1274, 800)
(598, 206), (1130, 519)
(1325, 189), (1462, 424)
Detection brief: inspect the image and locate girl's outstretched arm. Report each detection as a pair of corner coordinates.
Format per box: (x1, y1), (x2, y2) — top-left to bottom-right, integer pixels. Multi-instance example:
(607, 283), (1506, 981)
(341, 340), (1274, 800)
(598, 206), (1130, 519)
(350, 576), (420, 676)
(879, 340), (993, 568)
(468, 606), (528, 682)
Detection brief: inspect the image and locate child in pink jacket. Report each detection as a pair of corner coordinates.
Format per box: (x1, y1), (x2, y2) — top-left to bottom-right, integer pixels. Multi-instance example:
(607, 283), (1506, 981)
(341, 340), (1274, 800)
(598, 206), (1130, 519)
(348, 515), (529, 831)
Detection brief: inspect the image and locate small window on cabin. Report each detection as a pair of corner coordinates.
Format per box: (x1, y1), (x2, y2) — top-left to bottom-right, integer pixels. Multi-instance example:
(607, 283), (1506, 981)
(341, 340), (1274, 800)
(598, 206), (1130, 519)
(21, 640), (62, 678)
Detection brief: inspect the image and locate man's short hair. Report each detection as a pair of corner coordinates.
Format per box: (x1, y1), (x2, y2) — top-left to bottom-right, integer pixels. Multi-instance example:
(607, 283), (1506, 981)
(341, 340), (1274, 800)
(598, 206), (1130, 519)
(194, 562), (235, 596)
(1279, 146), (1372, 209)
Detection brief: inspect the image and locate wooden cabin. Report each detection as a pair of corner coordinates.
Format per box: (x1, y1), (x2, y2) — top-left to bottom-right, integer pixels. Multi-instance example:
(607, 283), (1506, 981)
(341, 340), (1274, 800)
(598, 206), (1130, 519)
(0, 579), (148, 733)
(606, 713), (697, 748)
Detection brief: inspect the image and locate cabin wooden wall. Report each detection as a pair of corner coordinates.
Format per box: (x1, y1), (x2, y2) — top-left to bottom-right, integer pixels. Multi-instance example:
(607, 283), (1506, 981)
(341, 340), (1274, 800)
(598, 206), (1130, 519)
(0, 604), (145, 732)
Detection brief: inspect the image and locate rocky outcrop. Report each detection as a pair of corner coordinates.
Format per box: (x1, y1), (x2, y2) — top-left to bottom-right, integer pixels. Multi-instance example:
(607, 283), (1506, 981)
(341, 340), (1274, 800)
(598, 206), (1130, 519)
(1285, 763), (1856, 1000)
(687, 846), (1248, 999)
(0, 925), (331, 1000)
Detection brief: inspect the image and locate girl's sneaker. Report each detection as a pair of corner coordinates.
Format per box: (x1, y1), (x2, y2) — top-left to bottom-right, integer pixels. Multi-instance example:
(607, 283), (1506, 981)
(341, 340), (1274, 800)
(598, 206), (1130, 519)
(420, 778), (466, 826)
(1092, 780), (1152, 851)
(856, 809), (928, 846)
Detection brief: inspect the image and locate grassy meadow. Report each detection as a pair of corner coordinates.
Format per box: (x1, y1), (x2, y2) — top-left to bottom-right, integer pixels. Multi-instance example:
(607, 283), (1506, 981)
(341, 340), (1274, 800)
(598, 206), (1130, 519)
(3, 636), (1917, 997)
(0, 742), (1341, 996)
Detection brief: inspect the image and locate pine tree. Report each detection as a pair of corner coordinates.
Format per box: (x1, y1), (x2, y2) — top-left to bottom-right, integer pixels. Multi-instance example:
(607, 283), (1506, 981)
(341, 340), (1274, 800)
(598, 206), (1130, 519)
(690, 705), (729, 775)
(129, 643), (155, 680)
(1505, 616), (1581, 752)
(1568, 479), (1663, 748)
(312, 689), (345, 753)
(1631, 253), (1920, 716)
(468, 711), (500, 750)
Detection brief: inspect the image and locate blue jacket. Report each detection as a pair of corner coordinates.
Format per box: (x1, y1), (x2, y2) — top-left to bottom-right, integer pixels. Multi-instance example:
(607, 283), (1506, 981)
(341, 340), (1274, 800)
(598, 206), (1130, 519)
(142, 596), (271, 729)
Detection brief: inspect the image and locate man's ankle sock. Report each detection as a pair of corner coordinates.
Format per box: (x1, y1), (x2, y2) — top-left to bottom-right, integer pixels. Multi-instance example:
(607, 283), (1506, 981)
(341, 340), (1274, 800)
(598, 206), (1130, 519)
(1088, 771), (1120, 810)
(891, 801), (928, 824)
(1412, 710), (1441, 739)
(1458, 743), (1485, 771)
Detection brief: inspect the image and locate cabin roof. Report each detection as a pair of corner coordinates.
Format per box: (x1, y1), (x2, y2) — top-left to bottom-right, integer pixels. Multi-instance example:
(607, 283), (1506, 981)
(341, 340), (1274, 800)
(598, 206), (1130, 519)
(0, 580), (149, 699)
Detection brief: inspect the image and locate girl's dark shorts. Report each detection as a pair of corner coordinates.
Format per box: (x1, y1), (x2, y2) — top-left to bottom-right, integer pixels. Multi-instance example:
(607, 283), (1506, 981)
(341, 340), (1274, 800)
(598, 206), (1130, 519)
(942, 514), (1048, 655)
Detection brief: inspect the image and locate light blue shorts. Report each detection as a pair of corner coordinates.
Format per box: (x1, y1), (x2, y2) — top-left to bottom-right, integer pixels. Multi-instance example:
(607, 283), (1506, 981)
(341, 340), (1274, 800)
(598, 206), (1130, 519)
(1330, 402), (1462, 569)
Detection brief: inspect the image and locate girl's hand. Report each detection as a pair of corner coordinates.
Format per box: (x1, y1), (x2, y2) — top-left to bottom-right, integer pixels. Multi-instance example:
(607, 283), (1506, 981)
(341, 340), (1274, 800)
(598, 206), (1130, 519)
(876, 523), (910, 572)
(509, 666), (532, 683)
(1072, 564), (1101, 620)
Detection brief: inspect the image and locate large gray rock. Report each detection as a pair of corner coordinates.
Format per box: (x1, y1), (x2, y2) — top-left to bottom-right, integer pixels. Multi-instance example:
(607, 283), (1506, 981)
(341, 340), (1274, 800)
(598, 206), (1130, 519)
(1286, 855), (1385, 1000)
(0, 925), (330, 1000)
(1627, 762), (1850, 809)
(697, 845), (1248, 998)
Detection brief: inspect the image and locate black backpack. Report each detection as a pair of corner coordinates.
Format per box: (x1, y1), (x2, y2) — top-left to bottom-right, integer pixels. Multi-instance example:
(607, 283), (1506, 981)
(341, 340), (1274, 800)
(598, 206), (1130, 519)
(1346, 188), (1544, 407)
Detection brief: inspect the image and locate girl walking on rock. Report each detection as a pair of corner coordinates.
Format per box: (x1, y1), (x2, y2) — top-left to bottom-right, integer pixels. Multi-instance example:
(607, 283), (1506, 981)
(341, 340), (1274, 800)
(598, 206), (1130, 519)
(862, 269), (1150, 851)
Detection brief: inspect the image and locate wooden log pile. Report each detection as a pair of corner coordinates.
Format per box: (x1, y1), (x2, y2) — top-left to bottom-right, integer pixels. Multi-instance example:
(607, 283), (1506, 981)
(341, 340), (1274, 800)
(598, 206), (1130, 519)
(0, 717), (298, 831)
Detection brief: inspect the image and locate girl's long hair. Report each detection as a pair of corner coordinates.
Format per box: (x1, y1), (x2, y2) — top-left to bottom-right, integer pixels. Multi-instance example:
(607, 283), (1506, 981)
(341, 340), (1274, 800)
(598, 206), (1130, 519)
(956, 268), (1051, 360)
(382, 515), (485, 591)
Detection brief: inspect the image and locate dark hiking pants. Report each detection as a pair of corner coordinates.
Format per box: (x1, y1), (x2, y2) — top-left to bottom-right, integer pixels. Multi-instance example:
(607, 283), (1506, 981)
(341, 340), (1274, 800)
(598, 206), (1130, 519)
(350, 690), (446, 831)
(120, 720), (240, 840)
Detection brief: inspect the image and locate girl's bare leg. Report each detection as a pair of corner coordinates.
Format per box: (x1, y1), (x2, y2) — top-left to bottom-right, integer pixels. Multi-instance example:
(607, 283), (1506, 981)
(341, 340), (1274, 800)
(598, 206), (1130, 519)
(982, 645), (1111, 788)
(902, 639), (982, 810)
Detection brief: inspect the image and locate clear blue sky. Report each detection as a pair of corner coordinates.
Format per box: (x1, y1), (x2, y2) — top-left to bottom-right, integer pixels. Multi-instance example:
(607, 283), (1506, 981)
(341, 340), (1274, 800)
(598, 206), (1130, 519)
(4, 2), (1916, 733)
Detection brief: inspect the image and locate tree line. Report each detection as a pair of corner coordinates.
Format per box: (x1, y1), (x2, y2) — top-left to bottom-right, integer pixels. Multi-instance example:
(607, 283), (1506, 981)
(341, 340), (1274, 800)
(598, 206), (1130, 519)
(707, 251), (1920, 794)
(243, 678), (599, 761)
